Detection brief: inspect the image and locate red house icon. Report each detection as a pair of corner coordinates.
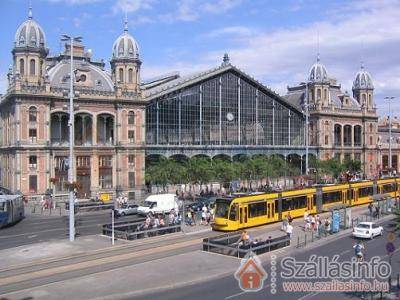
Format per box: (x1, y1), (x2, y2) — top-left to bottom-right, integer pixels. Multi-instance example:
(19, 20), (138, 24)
(234, 257), (268, 292)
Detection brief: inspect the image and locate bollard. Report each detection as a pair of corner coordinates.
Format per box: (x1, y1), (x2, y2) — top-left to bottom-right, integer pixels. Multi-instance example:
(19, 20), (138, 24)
(305, 234), (307, 247)
(380, 291), (382, 300)
(311, 230), (314, 242)
(297, 236), (300, 248)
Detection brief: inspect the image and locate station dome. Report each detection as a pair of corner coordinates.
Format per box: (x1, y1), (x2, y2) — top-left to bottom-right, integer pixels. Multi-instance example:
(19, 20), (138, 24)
(353, 64), (374, 90)
(112, 20), (139, 60)
(14, 7), (46, 48)
(308, 55), (328, 82)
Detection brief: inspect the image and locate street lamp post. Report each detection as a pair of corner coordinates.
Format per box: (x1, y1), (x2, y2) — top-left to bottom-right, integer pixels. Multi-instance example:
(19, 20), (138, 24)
(61, 34), (82, 242)
(385, 96), (395, 174)
(304, 82), (309, 175)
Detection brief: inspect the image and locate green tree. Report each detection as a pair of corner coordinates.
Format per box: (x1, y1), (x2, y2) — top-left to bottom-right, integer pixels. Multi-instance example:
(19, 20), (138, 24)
(213, 159), (234, 187)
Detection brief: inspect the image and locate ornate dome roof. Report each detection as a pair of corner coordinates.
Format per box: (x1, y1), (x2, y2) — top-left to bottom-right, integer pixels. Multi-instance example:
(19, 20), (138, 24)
(353, 64), (374, 90)
(14, 7), (46, 48)
(112, 20), (139, 60)
(308, 55), (328, 82)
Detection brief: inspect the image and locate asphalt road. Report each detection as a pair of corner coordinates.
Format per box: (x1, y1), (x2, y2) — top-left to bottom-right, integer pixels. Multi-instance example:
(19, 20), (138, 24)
(0, 211), (141, 250)
(134, 219), (400, 300)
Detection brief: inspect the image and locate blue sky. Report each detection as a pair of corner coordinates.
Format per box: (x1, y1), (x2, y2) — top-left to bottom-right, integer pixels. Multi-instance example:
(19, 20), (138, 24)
(1, 0), (399, 116)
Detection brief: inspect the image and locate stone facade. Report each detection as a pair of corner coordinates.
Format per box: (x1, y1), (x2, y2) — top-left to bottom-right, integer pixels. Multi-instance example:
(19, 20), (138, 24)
(0, 8), (145, 199)
(285, 56), (379, 177)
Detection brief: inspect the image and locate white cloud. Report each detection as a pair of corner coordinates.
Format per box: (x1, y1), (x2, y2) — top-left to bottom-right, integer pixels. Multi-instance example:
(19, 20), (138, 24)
(46, 0), (103, 5)
(201, 0), (243, 14)
(112, 0), (155, 14)
(170, 0), (400, 115)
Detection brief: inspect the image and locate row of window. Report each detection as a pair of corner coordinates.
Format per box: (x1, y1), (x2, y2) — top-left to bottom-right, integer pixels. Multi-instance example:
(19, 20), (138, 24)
(28, 172), (136, 193)
(118, 68), (137, 84)
(19, 58), (37, 76)
(28, 155), (136, 170)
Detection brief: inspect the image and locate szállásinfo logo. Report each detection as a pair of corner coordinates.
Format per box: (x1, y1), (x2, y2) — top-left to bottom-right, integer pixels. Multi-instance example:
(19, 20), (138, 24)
(234, 251), (268, 292)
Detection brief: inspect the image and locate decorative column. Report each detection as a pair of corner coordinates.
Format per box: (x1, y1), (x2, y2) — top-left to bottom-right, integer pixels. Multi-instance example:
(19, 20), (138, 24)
(178, 95), (182, 145)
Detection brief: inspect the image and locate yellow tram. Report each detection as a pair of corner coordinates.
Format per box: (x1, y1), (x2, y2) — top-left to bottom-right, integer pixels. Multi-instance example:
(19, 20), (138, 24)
(213, 178), (399, 231)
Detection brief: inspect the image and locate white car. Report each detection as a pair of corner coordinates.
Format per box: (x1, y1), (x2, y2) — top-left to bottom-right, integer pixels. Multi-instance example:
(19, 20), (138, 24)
(352, 222), (383, 239)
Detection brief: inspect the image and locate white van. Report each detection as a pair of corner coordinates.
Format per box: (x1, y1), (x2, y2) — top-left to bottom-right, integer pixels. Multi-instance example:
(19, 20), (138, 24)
(137, 194), (180, 215)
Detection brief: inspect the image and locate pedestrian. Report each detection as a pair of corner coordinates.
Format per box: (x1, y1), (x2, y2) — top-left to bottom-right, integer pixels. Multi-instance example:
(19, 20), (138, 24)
(286, 223), (293, 239)
(311, 215), (316, 231)
(304, 211), (309, 231)
(375, 205), (380, 218)
(368, 203), (373, 217)
(201, 205), (208, 225)
(287, 212), (293, 224)
(282, 217), (288, 232)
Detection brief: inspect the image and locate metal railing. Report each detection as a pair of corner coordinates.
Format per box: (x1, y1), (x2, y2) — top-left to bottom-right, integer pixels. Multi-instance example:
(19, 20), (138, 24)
(203, 232), (290, 258)
(102, 219), (182, 240)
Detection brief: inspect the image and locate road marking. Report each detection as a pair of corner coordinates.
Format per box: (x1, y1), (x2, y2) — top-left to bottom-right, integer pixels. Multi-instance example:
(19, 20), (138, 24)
(27, 235), (37, 239)
(224, 284), (270, 299)
(297, 291), (320, 300)
(339, 249), (351, 255)
(0, 238), (202, 287)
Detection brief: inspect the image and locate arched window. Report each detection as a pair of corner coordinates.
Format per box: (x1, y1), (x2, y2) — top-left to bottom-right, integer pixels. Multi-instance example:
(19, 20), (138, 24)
(317, 89), (321, 100)
(362, 94), (366, 105)
(324, 89), (328, 100)
(368, 94), (372, 107)
(30, 59), (35, 76)
(119, 68), (124, 83)
(334, 124), (342, 146)
(128, 68), (133, 83)
(19, 58), (24, 75)
(128, 111), (135, 125)
(369, 124), (373, 133)
(29, 106), (37, 122)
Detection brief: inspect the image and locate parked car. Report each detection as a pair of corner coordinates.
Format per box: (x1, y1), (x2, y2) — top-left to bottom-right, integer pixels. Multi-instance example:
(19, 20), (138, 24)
(187, 196), (216, 211)
(115, 204), (138, 217)
(352, 222), (383, 239)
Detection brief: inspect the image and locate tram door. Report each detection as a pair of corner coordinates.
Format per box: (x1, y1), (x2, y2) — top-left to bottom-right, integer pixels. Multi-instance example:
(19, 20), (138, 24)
(342, 191), (347, 206)
(239, 205), (248, 228)
(267, 201), (276, 221)
(307, 195), (313, 212)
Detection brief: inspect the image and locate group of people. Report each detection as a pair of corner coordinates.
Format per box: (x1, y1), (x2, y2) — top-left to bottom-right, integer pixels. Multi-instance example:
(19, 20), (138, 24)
(186, 205), (215, 226)
(137, 209), (181, 232)
(367, 203), (381, 218)
(303, 212), (331, 235)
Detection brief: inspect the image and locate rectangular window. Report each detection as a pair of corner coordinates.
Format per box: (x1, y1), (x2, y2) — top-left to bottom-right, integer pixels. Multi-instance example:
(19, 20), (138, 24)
(99, 156), (112, 189)
(128, 130), (135, 143)
(54, 156), (68, 192)
(29, 155), (37, 169)
(325, 135), (329, 145)
(248, 202), (267, 218)
(128, 172), (135, 188)
(282, 196), (307, 211)
(358, 186), (373, 198)
(128, 155), (135, 167)
(29, 175), (37, 193)
(29, 128), (37, 142)
(322, 191), (341, 205)
(381, 183), (396, 194)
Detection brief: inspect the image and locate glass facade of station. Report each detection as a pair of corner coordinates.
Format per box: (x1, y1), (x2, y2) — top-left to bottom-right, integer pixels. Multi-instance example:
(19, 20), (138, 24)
(146, 71), (305, 147)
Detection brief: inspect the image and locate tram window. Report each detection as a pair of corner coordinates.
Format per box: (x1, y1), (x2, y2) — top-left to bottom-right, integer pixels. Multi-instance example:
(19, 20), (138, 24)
(358, 187), (373, 198)
(0, 202), (5, 212)
(229, 204), (238, 221)
(313, 195), (316, 207)
(275, 200), (279, 213)
(215, 199), (230, 219)
(382, 184), (396, 194)
(282, 196), (307, 211)
(249, 202), (267, 218)
(322, 191), (341, 204)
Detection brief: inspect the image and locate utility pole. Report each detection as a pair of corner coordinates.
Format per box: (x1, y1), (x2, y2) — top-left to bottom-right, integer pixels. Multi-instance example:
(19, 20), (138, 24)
(305, 82), (309, 175)
(61, 34), (82, 242)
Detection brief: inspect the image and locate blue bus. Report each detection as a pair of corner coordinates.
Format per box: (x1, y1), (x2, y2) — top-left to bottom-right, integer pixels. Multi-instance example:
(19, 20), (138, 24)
(0, 195), (25, 228)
